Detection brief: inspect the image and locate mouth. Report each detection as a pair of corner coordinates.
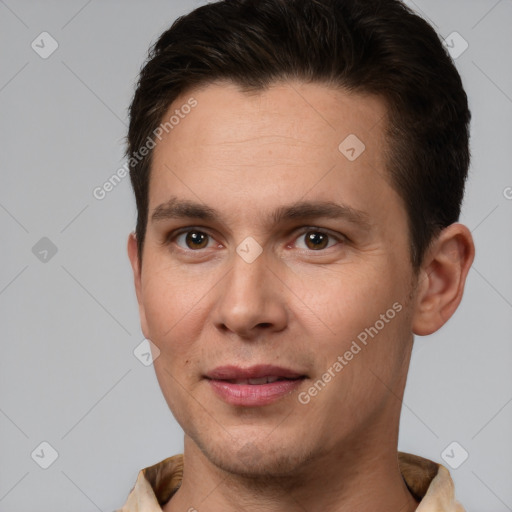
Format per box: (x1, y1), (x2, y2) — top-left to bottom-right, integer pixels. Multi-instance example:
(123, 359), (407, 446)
(221, 376), (303, 385)
(205, 364), (306, 381)
(205, 365), (307, 406)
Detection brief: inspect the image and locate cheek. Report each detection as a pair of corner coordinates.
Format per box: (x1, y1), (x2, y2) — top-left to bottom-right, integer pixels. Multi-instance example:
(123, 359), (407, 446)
(299, 264), (410, 376)
(297, 264), (393, 332)
(140, 263), (209, 352)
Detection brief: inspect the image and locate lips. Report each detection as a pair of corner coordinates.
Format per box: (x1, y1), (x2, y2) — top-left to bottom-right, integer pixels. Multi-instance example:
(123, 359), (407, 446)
(227, 376), (284, 385)
(205, 364), (306, 406)
(206, 364), (305, 381)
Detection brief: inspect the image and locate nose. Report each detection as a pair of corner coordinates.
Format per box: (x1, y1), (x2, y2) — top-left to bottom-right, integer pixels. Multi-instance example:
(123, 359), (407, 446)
(212, 247), (288, 340)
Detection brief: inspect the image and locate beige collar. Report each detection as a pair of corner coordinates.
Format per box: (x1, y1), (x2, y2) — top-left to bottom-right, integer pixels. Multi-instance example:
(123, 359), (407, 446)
(117, 452), (465, 512)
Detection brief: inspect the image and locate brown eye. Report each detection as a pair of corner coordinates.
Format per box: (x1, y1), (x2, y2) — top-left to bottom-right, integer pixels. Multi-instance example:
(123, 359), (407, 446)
(176, 230), (211, 250)
(295, 229), (341, 251)
(305, 231), (329, 250)
(186, 231), (209, 249)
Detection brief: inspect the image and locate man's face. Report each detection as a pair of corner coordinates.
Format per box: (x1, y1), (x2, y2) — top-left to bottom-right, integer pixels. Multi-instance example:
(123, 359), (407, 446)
(129, 81), (420, 476)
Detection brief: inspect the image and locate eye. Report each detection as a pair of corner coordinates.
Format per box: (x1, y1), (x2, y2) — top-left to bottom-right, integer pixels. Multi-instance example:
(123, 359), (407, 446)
(174, 229), (217, 250)
(294, 228), (343, 251)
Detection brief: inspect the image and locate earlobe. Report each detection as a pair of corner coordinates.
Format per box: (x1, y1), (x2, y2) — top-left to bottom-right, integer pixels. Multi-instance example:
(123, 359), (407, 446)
(127, 232), (149, 338)
(412, 223), (475, 336)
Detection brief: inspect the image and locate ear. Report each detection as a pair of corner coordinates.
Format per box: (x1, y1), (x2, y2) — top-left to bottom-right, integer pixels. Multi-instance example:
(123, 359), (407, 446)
(127, 232), (149, 338)
(412, 223), (475, 336)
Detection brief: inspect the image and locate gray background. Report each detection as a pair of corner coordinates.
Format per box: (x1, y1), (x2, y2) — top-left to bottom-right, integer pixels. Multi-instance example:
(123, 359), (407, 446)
(1, 0), (511, 510)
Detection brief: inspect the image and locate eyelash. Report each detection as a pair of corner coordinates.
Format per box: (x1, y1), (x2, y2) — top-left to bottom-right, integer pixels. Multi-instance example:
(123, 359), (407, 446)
(165, 227), (346, 253)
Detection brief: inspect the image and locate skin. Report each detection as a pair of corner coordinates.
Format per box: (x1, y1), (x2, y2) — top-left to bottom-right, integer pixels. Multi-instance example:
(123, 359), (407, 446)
(127, 80), (475, 512)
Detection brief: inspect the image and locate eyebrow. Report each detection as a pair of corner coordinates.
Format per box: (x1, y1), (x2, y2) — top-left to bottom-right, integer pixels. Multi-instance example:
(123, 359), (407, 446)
(151, 197), (372, 231)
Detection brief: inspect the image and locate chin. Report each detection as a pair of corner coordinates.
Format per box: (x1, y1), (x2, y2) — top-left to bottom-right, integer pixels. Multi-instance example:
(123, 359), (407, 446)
(197, 435), (314, 479)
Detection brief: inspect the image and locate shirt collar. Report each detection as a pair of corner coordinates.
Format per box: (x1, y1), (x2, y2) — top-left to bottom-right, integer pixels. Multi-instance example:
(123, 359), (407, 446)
(117, 451), (465, 512)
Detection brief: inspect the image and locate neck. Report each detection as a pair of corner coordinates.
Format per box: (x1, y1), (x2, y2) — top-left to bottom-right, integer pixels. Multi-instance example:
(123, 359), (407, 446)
(163, 429), (419, 512)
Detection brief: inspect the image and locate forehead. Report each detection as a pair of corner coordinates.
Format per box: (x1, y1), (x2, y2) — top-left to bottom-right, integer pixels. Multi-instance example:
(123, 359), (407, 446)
(149, 80), (402, 231)
(156, 80), (388, 156)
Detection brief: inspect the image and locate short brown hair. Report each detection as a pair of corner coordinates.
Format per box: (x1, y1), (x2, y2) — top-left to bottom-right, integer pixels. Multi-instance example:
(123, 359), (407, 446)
(126, 0), (471, 272)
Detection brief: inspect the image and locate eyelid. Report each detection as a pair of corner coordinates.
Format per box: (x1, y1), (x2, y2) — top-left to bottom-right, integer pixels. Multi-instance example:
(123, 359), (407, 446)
(166, 226), (212, 240)
(165, 226), (221, 249)
(290, 226), (346, 250)
(293, 226), (346, 240)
